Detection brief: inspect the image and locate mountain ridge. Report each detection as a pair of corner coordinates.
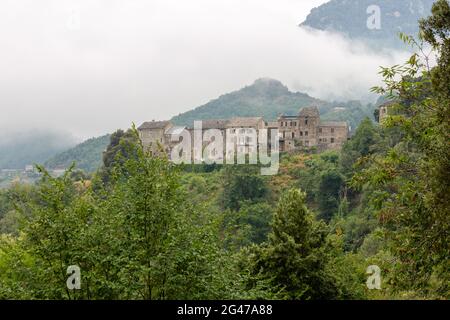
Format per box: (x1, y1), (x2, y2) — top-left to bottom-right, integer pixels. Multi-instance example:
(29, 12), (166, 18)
(0, 130), (77, 170)
(171, 78), (333, 126)
(44, 134), (110, 173)
(300, 0), (434, 49)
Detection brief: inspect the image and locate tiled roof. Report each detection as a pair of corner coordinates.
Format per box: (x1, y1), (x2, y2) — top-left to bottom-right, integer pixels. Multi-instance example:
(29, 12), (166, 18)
(278, 115), (299, 119)
(165, 126), (186, 135)
(298, 106), (320, 117)
(319, 121), (348, 127)
(201, 119), (229, 130)
(138, 120), (172, 130)
(226, 117), (264, 128)
(265, 121), (279, 128)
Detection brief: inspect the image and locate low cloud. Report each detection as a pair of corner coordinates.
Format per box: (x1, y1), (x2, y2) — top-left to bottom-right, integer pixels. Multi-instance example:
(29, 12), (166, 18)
(0, 0), (411, 139)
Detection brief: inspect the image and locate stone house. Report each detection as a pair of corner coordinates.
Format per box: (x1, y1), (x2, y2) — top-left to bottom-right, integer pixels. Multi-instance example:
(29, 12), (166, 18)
(137, 106), (348, 157)
(278, 106), (348, 151)
(138, 120), (173, 153)
(179, 119), (228, 161)
(226, 117), (265, 156)
(377, 101), (394, 123)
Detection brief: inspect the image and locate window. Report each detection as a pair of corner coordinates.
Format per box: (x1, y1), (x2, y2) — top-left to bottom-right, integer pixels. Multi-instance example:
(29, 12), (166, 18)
(292, 132), (295, 138)
(305, 131), (308, 136)
(305, 119), (308, 125)
(331, 128), (335, 133)
(300, 131), (303, 137)
(318, 128), (322, 134)
(331, 138), (335, 143)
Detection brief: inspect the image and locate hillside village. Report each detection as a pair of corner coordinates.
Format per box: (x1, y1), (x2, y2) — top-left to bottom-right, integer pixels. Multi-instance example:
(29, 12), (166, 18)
(138, 106), (349, 158)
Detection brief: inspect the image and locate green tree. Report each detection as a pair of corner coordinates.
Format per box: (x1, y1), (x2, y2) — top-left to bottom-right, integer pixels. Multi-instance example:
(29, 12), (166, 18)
(357, 0), (450, 297)
(90, 128), (249, 299)
(221, 166), (268, 211)
(317, 169), (344, 222)
(340, 117), (380, 176)
(250, 189), (339, 299)
(16, 165), (89, 299)
(0, 128), (258, 300)
(97, 129), (138, 185)
(221, 201), (273, 248)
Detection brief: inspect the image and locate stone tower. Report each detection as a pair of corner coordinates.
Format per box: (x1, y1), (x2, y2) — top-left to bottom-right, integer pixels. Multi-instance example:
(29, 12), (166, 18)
(297, 106), (320, 147)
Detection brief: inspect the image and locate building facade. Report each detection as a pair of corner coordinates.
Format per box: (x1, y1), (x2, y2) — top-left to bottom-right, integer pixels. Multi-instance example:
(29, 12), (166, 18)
(138, 106), (349, 157)
(277, 107), (348, 151)
(377, 101), (394, 124)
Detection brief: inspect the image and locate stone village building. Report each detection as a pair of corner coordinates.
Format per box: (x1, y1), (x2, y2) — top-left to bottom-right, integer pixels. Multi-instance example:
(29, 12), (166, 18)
(137, 106), (349, 159)
(277, 107), (348, 152)
(376, 101), (395, 124)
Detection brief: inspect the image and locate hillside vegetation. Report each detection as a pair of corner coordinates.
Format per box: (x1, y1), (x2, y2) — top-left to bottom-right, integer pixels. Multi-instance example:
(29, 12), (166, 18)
(0, 130), (76, 170)
(301, 0), (434, 49)
(172, 78), (376, 130)
(44, 135), (110, 173)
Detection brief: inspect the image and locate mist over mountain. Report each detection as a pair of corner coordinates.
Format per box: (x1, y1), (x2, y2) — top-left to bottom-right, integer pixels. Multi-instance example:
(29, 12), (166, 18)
(300, 0), (434, 49)
(38, 79), (378, 174)
(44, 134), (110, 173)
(171, 78), (332, 126)
(0, 78), (379, 173)
(171, 78), (376, 130)
(0, 130), (77, 170)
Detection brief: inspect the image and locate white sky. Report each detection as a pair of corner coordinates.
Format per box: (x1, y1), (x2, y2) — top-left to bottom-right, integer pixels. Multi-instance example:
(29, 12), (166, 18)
(0, 0), (409, 141)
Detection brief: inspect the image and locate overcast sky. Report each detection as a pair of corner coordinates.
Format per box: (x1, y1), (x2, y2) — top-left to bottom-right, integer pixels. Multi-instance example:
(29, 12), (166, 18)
(0, 0), (409, 141)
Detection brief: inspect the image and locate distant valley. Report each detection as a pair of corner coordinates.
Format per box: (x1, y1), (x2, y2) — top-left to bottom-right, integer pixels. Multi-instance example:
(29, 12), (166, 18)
(0, 130), (77, 170)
